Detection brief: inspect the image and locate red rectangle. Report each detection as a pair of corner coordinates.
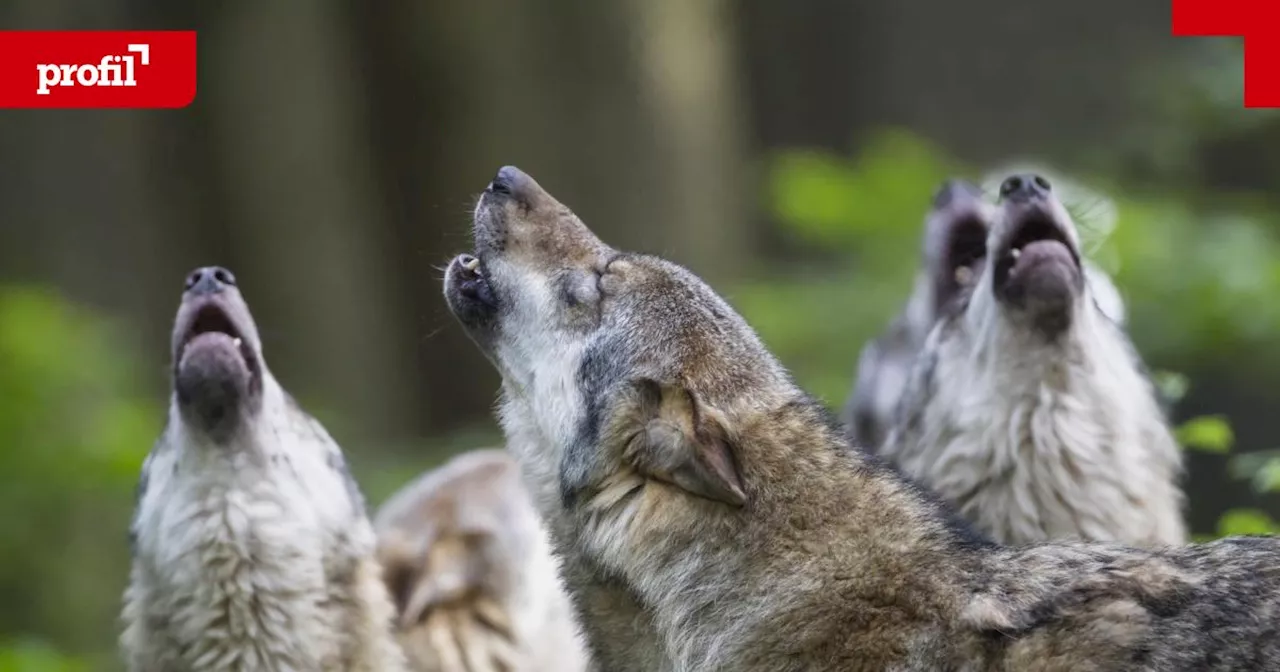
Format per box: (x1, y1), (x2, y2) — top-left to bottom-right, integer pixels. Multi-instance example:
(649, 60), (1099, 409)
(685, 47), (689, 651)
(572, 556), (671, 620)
(1244, 35), (1280, 107)
(1172, 0), (1247, 35)
(0, 31), (196, 109)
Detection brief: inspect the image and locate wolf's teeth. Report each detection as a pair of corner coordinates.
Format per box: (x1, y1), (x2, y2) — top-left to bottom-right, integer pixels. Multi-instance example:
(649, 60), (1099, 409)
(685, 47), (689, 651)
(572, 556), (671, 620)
(233, 337), (242, 348)
(955, 266), (973, 285)
(1010, 248), (1022, 260)
(462, 257), (480, 271)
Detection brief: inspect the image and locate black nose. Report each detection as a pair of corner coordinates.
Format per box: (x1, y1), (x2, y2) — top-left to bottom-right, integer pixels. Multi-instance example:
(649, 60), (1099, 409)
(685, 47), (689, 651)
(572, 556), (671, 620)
(185, 266), (236, 296)
(486, 165), (534, 202)
(932, 179), (984, 210)
(999, 173), (1052, 202)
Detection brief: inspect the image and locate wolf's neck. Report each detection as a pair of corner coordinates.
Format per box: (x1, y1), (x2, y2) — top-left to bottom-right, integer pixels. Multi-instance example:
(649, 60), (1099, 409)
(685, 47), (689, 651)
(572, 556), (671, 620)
(976, 303), (1132, 388)
(165, 374), (305, 467)
(962, 303), (1161, 437)
(922, 304), (1183, 545)
(618, 418), (980, 669)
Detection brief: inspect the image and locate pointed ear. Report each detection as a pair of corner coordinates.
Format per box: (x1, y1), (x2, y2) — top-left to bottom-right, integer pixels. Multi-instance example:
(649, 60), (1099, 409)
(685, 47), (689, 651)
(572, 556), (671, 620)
(392, 533), (489, 629)
(624, 379), (747, 507)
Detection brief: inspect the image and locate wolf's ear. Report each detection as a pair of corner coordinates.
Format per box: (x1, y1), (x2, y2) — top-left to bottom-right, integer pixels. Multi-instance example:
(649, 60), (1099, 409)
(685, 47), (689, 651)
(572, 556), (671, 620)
(623, 379), (746, 507)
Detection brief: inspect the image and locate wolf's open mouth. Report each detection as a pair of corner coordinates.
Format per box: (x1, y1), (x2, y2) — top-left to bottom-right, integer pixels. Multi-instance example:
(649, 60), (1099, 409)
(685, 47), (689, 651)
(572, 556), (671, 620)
(455, 254), (497, 309)
(178, 301), (259, 375)
(992, 211), (1081, 289)
(943, 215), (989, 288)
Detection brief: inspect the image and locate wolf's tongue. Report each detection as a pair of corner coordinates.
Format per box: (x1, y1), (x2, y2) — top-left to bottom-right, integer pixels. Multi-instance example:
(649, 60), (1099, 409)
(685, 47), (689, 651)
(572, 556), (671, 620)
(185, 331), (240, 352)
(1011, 239), (1072, 275)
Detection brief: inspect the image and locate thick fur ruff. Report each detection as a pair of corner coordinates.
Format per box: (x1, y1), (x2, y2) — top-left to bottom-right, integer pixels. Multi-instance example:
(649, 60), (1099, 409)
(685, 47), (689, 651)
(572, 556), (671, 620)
(374, 449), (589, 672)
(121, 377), (406, 671)
(844, 262), (1127, 455)
(885, 299), (1186, 546)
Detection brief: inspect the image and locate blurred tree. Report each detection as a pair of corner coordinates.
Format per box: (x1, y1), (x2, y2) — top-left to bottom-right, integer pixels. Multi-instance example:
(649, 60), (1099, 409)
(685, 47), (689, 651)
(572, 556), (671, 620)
(0, 288), (156, 669)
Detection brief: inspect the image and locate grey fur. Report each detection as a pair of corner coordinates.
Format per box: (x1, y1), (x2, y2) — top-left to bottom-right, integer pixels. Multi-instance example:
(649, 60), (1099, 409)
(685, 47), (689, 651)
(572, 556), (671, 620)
(844, 180), (993, 450)
(443, 166), (1279, 671)
(120, 267), (406, 671)
(844, 179), (1129, 453)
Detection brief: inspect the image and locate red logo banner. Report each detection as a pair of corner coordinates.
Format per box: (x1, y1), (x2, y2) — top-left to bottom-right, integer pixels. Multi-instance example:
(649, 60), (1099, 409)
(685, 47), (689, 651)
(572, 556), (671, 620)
(1172, 0), (1280, 108)
(0, 31), (196, 109)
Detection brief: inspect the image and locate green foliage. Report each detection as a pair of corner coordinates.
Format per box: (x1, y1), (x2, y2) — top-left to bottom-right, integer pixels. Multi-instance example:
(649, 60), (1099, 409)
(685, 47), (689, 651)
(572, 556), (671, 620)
(0, 639), (89, 672)
(735, 131), (967, 403)
(1151, 370), (1190, 404)
(1256, 459), (1280, 494)
(769, 131), (960, 257)
(1158, 373), (1240, 458)
(1217, 509), (1280, 537)
(0, 287), (160, 667)
(1229, 450), (1280, 495)
(1176, 415), (1235, 454)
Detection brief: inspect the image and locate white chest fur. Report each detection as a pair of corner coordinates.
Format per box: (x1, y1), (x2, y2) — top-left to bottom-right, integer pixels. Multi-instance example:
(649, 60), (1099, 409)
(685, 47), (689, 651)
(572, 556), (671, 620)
(888, 309), (1186, 547)
(126, 419), (368, 671)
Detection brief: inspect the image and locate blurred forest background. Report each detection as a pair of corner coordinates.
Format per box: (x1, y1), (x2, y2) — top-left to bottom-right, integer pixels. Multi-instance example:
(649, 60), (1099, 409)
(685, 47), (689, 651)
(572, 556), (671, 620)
(2, 0), (1280, 668)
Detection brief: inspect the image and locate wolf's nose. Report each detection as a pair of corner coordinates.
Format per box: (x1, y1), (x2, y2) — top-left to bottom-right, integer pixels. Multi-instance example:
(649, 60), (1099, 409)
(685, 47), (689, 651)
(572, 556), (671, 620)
(185, 266), (236, 296)
(487, 165), (535, 203)
(998, 174), (1051, 202)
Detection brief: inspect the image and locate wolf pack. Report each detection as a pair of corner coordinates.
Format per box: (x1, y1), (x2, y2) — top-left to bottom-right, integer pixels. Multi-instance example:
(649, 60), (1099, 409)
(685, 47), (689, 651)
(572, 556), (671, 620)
(119, 166), (1280, 671)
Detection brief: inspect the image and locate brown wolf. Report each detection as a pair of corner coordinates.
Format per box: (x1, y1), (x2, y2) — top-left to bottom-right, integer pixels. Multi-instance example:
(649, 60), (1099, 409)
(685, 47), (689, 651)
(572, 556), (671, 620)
(121, 267), (406, 671)
(443, 166), (1280, 671)
(882, 174), (1186, 546)
(374, 449), (589, 672)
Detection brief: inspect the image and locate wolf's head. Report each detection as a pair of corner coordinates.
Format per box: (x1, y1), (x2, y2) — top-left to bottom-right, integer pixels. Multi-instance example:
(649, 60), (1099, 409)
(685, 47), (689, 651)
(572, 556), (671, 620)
(920, 179), (994, 319)
(445, 166), (803, 527)
(967, 173), (1089, 339)
(169, 265), (269, 442)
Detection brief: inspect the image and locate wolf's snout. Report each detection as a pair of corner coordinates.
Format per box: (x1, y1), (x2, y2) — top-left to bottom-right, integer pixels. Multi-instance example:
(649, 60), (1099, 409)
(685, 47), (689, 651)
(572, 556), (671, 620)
(185, 266), (237, 296)
(999, 174), (1052, 202)
(487, 165), (537, 204)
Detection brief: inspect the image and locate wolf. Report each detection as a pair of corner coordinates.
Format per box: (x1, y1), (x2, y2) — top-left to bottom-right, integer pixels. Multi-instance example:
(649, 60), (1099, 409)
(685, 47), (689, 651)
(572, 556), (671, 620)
(374, 448), (589, 672)
(882, 174), (1186, 547)
(843, 179), (993, 451)
(843, 178), (1129, 453)
(443, 165), (1280, 671)
(120, 266), (406, 671)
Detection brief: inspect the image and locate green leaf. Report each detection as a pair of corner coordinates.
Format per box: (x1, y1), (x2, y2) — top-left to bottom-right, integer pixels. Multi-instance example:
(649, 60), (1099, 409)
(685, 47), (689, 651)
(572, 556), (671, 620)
(1176, 415), (1235, 453)
(0, 639), (88, 672)
(1253, 457), (1280, 494)
(1150, 370), (1190, 404)
(1216, 508), (1279, 538)
(768, 151), (859, 244)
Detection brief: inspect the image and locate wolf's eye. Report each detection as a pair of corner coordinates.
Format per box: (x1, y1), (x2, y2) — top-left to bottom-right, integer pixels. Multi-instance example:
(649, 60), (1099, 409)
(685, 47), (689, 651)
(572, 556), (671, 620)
(562, 271), (601, 308)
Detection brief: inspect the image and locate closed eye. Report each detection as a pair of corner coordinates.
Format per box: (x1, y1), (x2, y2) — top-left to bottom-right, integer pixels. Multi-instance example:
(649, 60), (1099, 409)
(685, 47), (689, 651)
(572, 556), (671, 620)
(561, 269), (603, 308)
(598, 253), (625, 291)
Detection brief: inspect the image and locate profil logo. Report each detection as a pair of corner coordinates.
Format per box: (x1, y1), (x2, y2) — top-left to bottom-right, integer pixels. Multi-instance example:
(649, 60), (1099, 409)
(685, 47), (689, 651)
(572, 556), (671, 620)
(0, 31), (196, 108)
(1172, 0), (1280, 108)
(36, 43), (151, 95)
